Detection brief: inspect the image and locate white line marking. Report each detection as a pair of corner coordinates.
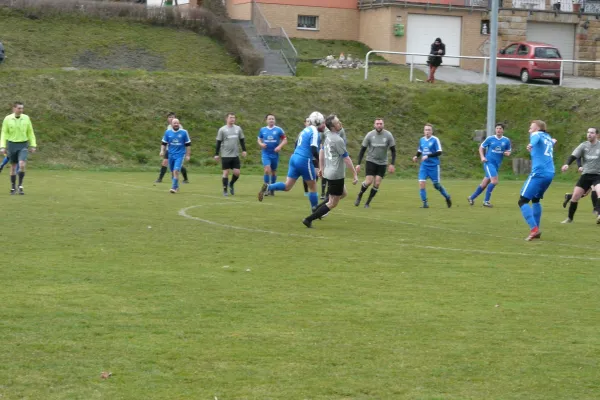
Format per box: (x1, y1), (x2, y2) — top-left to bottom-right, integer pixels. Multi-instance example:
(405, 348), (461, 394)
(180, 204), (600, 261)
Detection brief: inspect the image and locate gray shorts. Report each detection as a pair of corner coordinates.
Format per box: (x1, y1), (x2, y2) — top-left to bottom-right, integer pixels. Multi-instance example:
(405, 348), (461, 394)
(7, 141), (28, 164)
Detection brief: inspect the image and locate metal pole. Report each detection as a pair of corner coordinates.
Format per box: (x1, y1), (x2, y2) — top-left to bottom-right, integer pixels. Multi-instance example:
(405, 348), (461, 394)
(486, 0), (499, 137)
(410, 54), (414, 82)
(365, 51), (371, 80)
(482, 57), (487, 83)
(559, 60), (564, 86)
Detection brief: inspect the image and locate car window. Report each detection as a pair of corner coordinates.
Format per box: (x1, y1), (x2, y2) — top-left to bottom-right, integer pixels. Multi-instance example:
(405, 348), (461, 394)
(534, 47), (561, 59)
(517, 45), (529, 55)
(504, 44), (518, 55)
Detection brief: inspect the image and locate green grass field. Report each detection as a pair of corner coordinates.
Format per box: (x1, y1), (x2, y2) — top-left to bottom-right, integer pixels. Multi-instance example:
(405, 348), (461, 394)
(2, 170), (599, 399)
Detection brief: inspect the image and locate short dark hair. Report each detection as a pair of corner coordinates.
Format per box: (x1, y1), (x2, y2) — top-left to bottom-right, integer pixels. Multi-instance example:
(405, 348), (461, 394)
(265, 113), (275, 120)
(374, 118), (384, 122)
(226, 112), (235, 119)
(167, 112), (176, 118)
(590, 127), (599, 134)
(13, 101), (23, 107)
(495, 123), (505, 129)
(325, 114), (338, 131)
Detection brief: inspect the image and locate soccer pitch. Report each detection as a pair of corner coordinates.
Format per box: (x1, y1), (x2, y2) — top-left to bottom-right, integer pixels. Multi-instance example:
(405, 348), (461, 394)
(2, 171), (599, 400)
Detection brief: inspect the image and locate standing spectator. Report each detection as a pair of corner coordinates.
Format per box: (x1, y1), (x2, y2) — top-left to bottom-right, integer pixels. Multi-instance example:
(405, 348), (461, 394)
(427, 38), (445, 83)
(0, 41), (5, 64)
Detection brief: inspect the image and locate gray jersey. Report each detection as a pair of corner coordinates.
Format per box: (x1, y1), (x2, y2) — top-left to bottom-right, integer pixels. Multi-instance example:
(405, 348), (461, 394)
(323, 132), (348, 180)
(572, 140), (600, 174)
(216, 124), (244, 158)
(362, 129), (395, 165)
(322, 127), (347, 145)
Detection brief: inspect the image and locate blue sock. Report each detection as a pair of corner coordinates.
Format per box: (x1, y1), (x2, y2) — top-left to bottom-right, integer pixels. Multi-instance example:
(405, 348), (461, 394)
(520, 204), (537, 229)
(263, 174), (270, 184)
(308, 192), (318, 209)
(484, 183), (496, 202)
(172, 177), (178, 188)
(470, 185), (484, 200)
(420, 188), (427, 202)
(269, 182), (286, 192)
(532, 202), (542, 228)
(0, 157), (8, 168)
(271, 175), (277, 184)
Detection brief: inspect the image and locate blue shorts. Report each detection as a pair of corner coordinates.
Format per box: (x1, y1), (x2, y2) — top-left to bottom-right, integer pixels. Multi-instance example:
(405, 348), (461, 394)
(418, 163), (441, 183)
(520, 173), (554, 200)
(287, 154), (316, 181)
(483, 162), (498, 179)
(169, 155), (184, 172)
(261, 152), (279, 171)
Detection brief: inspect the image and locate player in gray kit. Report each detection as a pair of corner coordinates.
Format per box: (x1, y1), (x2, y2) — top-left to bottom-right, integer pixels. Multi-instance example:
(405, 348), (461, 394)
(560, 127), (600, 223)
(303, 114), (358, 227)
(214, 113), (247, 196)
(354, 118), (396, 208)
(320, 124), (347, 200)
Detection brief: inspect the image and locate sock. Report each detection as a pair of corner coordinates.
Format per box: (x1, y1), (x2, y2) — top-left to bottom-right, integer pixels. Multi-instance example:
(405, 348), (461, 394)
(532, 202), (542, 227)
(358, 183), (368, 197)
(0, 157), (8, 168)
(172, 176), (178, 188)
(18, 171), (24, 186)
(470, 185), (484, 200)
(365, 187), (378, 205)
(303, 180), (308, 193)
(592, 192), (598, 209)
(420, 188), (427, 202)
(230, 174), (239, 186)
(520, 204), (537, 230)
(10, 174), (16, 189)
(308, 192), (318, 209)
(484, 183), (496, 202)
(269, 182), (286, 192)
(315, 198), (328, 210)
(321, 178), (327, 195)
(222, 177), (229, 191)
(568, 201), (578, 220)
(158, 166), (167, 180)
(263, 174), (270, 184)
(307, 205), (331, 222)
(181, 167), (188, 181)
(271, 175), (277, 184)
(436, 184), (450, 199)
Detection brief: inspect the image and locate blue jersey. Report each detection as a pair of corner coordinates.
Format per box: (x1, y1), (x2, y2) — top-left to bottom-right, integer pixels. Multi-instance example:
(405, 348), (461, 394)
(481, 135), (511, 166)
(258, 126), (286, 154)
(162, 128), (191, 157)
(294, 126), (320, 159)
(529, 131), (555, 175)
(418, 135), (443, 166)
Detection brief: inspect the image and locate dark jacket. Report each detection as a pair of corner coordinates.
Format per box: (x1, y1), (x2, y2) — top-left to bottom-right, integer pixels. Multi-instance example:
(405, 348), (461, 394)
(427, 42), (446, 67)
(0, 42), (4, 63)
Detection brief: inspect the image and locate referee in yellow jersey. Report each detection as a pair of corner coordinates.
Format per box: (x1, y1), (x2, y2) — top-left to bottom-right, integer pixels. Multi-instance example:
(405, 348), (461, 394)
(0, 102), (37, 195)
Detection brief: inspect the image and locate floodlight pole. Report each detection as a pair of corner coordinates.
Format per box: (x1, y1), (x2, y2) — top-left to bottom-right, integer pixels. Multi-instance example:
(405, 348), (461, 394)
(486, 0), (499, 137)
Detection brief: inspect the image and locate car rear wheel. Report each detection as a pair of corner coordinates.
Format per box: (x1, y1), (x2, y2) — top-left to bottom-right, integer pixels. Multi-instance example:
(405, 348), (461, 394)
(520, 69), (530, 83)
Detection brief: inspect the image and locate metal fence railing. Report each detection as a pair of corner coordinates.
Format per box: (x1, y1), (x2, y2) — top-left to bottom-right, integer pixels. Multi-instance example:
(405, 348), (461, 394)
(251, 0), (298, 75)
(364, 50), (600, 86)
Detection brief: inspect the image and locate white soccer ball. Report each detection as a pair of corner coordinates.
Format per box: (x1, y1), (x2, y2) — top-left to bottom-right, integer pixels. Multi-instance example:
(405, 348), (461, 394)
(308, 111), (324, 126)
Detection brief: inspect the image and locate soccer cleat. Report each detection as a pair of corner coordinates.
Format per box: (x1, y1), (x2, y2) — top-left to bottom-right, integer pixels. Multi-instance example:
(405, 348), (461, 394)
(223, 190), (228, 197)
(525, 227), (540, 241)
(302, 218), (312, 228)
(467, 197), (474, 206)
(269, 190), (275, 197)
(561, 218), (573, 224)
(420, 201), (429, 209)
(10, 188), (16, 195)
(264, 191), (270, 197)
(446, 197), (452, 208)
(563, 193), (572, 208)
(483, 201), (493, 208)
(18, 186), (24, 195)
(0, 166), (3, 173)
(257, 183), (268, 201)
(169, 187), (178, 194)
(155, 179), (162, 183)
(321, 212), (329, 219)
(596, 214), (600, 224)
(229, 184), (235, 196)
(183, 180), (189, 184)
(354, 195), (362, 207)
(364, 204), (370, 209)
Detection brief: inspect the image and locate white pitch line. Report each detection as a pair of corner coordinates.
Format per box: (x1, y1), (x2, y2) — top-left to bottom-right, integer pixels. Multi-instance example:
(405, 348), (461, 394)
(180, 205), (600, 261)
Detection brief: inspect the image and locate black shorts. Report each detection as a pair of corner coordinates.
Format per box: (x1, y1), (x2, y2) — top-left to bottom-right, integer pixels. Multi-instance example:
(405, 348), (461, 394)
(576, 174), (600, 192)
(7, 141), (28, 164)
(326, 178), (345, 196)
(365, 161), (386, 178)
(221, 156), (241, 170)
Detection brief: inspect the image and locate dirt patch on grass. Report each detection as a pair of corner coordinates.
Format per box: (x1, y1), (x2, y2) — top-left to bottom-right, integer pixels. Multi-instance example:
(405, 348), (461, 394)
(72, 46), (165, 71)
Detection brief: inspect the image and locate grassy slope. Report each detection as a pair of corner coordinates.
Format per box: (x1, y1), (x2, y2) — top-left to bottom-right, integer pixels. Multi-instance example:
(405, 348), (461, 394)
(0, 69), (592, 179)
(0, 8), (240, 74)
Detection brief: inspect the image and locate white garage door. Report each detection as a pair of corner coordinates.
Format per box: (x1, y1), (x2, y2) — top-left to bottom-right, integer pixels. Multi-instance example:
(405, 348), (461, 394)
(527, 22), (575, 75)
(407, 14), (462, 67)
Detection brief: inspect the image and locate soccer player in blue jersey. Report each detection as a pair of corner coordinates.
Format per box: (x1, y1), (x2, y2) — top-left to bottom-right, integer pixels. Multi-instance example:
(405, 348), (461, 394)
(519, 120), (556, 241)
(468, 123), (512, 207)
(412, 123), (452, 208)
(258, 114), (287, 197)
(258, 111), (325, 211)
(160, 118), (191, 194)
(156, 112), (189, 184)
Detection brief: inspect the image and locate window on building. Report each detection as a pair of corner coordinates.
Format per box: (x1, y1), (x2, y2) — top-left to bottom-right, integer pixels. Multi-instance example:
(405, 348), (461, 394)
(297, 15), (318, 30)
